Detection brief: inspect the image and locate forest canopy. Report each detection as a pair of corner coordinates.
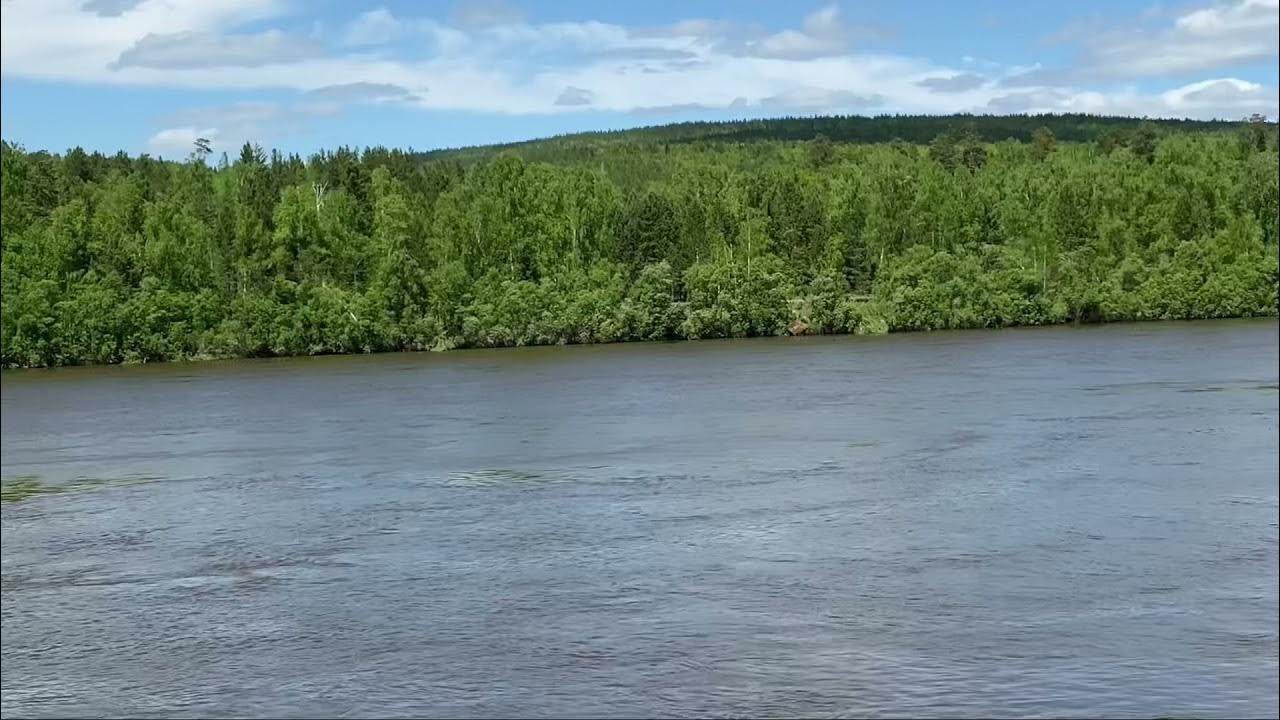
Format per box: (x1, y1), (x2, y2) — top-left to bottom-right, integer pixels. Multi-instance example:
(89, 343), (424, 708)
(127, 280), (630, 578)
(2, 113), (1277, 367)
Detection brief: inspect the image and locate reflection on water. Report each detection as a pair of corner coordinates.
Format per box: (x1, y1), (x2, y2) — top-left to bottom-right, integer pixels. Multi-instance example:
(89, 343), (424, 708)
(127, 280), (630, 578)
(2, 320), (1278, 718)
(1, 475), (160, 503)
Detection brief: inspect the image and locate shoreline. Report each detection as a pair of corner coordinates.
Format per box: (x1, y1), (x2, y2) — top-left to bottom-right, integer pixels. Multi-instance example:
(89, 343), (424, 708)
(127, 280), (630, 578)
(4, 313), (1276, 373)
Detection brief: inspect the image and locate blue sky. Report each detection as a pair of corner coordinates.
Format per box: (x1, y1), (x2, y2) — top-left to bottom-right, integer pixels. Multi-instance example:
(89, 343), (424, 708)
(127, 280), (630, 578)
(1, 0), (1277, 158)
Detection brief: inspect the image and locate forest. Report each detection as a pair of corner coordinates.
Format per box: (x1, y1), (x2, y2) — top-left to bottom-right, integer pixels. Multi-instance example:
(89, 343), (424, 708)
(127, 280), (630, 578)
(418, 112), (1246, 164)
(1, 114), (1277, 367)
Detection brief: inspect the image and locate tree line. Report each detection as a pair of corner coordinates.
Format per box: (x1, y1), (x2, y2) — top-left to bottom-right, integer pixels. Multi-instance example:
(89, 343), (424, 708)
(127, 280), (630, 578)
(1, 114), (1277, 367)
(417, 112), (1251, 165)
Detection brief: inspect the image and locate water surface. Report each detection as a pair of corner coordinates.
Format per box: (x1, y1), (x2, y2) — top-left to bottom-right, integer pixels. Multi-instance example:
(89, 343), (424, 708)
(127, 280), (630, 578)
(3, 320), (1278, 718)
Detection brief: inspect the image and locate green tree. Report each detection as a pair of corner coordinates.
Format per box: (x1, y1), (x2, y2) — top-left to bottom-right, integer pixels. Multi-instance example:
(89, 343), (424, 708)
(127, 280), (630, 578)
(1, 114), (1276, 367)
(1031, 126), (1057, 160)
(1130, 123), (1159, 163)
(619, 191), (679, 268)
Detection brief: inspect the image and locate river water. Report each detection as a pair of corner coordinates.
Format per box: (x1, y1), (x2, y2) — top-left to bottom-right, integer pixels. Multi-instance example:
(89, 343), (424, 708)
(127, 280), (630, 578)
(2, 320), (1277, 718)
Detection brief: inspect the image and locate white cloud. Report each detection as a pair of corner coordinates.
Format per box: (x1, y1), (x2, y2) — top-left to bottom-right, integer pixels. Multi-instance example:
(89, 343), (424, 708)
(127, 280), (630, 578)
(147, 125), (218, 157)
(1176, 0), (1278, 36)
(1163, 77), (1279, 113)
(341, 8), (401, 46)
(2, 0), (1277, 146)
(0, 0), (289, 81)
(164, 101), (289, 127)
(0, 2), (922, 115)
(554, 86), (594, 106)
(113, 29), (324, 69)
(153, 101), (312, 154)
(340, 8), (471, 55)
(1007, 0), (1279, 85)
(146, 85), (427, 154)
(985, 89), (1075, 113)
(81, 0), (144, 18)
(915, 73), (987, 93)
(304, 82), (419, 104)
(980, 1), (1278, 120)
(984, 77), (1277, 119)
(479, 20), (640, 57)
(759, 87), (883, 110)
(752, 29), (834, 59)
(654, 4), (887, 60)
(751, 4), (856, 59)
(451, 0), (525, 30)
(152, 99), (339, 154)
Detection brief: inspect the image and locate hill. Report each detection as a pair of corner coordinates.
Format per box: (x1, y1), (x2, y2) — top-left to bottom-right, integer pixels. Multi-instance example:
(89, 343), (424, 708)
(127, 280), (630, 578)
(414, 113), (1254, 164)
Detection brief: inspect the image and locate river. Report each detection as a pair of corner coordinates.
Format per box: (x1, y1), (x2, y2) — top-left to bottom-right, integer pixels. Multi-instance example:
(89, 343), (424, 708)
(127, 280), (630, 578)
(2, 320), (1277, 718)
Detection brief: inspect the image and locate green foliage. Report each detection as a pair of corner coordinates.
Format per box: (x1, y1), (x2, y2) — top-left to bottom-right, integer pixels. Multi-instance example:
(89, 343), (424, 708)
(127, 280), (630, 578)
(1, 113), (1277, 367)
(1130, 123), (1160, 163)
(619, 191), (680, 268)
(1031, 127), (1057, 161)
(622, 261), (684, 340)
(682, 251), (796, 339)
(416, 113), (1244, 164)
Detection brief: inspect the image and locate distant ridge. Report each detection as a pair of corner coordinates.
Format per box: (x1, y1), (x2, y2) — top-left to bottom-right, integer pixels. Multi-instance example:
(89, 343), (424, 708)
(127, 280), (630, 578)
(414, 112), (1259, 162)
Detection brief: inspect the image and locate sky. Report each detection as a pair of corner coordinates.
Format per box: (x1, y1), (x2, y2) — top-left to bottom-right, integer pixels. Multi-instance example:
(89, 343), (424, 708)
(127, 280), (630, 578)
(1, 0), (1277, 158)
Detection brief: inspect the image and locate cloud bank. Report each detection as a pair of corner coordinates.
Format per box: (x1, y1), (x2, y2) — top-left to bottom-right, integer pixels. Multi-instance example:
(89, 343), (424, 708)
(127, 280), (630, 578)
(1, 0), (1274, 153)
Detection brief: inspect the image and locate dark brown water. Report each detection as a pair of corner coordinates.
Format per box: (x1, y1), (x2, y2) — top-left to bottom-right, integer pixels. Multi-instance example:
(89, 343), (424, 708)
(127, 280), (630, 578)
(2, 320), (1277, 718)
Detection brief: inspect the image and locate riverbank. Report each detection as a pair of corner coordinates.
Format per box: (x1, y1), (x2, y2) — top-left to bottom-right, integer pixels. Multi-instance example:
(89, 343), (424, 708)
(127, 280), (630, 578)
(4, 294), (1276, 370)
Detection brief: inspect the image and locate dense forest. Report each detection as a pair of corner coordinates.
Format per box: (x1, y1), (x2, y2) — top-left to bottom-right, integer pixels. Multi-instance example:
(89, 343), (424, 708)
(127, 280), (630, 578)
(1, 114), (1277, 368)
(418, 113), (1248, 165)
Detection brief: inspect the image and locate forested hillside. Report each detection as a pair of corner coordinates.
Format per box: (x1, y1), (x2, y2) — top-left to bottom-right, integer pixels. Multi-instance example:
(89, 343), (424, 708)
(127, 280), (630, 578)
(417, 113), (1246, 165)
(2, 115), (1277, 367)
